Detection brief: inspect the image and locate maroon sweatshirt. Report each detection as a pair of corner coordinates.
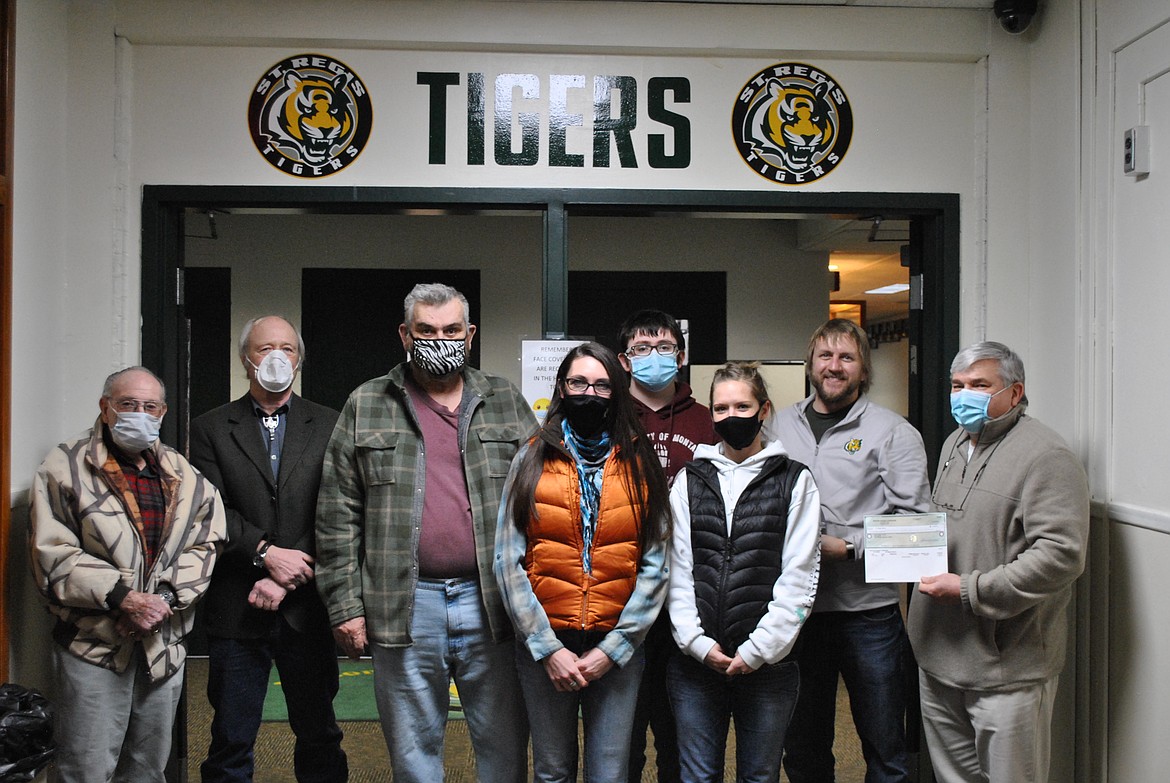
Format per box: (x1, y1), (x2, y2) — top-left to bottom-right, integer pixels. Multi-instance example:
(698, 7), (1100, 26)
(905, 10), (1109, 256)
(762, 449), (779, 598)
(632, 382), (718, 483)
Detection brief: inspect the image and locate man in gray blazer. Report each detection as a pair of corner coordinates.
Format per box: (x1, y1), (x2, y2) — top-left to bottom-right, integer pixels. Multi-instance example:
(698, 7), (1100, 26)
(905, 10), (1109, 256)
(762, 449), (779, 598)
(191, 315), (347, 783)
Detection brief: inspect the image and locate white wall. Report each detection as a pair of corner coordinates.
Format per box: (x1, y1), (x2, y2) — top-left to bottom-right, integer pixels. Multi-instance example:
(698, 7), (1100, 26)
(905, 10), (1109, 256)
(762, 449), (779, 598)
(185, 213), (827, 398)
(8, 0), (79, 691)
(1093, 0), (1170, 780)
(869, 339), (909, 419)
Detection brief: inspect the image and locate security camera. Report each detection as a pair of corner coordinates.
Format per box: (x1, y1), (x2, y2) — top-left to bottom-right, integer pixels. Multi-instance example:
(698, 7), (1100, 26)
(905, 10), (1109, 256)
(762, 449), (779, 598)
(994, 0), (1038, 35)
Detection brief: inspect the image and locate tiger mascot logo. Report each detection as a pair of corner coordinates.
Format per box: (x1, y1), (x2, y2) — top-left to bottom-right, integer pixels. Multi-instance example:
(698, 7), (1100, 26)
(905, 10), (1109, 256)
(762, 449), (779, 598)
(732, 62), (853, 185)
(249, 54), (373, 178)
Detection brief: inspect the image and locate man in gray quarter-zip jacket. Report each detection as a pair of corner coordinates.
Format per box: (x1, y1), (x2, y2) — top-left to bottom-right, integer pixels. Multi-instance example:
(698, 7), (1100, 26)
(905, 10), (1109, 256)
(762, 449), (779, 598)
(908, 341), (1088, 783)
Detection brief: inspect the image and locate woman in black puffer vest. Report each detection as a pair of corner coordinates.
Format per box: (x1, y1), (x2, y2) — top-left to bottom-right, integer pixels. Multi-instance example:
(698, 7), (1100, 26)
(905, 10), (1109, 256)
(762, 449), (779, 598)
(667, 361), (822, 783)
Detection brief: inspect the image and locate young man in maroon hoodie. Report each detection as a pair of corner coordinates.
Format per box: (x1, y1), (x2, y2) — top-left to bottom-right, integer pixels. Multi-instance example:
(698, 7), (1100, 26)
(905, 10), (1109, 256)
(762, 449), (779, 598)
(617, 309), (717, 783)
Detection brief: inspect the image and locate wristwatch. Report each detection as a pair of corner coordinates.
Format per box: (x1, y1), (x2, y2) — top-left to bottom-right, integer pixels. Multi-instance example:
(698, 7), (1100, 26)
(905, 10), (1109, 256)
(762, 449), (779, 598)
(155, 586), (176, 608)
(844, 541), (857, 560)
(253, 540), (273, 569)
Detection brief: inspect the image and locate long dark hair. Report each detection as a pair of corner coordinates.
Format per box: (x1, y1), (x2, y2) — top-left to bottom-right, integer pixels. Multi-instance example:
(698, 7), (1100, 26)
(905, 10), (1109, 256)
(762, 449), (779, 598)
(508, 341), (670, 551)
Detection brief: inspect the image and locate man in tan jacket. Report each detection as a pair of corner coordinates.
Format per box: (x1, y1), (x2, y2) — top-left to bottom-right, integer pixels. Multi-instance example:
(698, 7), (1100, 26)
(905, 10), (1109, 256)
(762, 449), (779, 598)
(30, 366), (226, 783)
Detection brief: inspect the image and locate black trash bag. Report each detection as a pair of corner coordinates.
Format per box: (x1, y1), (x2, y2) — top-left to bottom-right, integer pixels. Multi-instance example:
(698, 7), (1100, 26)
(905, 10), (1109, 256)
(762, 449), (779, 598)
(0, 683), (54, 782)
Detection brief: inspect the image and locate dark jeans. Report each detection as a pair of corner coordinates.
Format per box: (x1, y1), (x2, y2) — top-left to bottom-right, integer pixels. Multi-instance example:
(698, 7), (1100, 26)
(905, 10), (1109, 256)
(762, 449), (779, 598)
(627, 611), (681, 783)
(200, 615), (347, 783)
(667, 652), (799, 783)
(783, 605), (912, 783)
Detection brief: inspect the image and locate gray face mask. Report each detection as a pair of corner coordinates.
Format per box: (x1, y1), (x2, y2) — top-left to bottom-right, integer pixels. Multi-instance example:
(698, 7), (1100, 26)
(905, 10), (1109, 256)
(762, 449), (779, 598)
(110, 411), (162, 453)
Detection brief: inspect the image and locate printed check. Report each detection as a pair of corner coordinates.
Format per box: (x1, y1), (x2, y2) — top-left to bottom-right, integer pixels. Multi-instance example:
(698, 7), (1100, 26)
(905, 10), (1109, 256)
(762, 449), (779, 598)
(863, 512), (948, 583)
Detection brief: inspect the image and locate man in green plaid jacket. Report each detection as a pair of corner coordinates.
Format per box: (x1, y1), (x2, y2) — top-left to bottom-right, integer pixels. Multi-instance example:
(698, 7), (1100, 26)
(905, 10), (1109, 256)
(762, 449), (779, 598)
(315, 283), (537, 783)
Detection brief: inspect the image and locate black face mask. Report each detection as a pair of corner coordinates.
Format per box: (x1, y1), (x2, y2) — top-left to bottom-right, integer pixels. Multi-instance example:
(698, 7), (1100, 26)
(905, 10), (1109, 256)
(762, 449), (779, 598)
(714, 414), (763, 451)
(560, 395), (610, 438)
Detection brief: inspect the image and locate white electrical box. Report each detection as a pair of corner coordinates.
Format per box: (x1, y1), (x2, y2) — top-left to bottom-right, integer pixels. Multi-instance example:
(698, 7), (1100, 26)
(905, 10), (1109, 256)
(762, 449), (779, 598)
(1124, 126), (1150, 176)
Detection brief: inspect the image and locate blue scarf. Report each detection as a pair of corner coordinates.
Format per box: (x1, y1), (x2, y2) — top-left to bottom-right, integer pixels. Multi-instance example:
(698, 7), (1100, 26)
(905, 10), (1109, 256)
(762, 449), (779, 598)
(561, 419), (612, 574)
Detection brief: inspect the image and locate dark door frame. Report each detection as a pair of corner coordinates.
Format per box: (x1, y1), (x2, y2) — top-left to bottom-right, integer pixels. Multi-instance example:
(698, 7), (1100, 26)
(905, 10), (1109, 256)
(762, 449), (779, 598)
(141, 184), (959, 469)
(143, 184), (956, 783)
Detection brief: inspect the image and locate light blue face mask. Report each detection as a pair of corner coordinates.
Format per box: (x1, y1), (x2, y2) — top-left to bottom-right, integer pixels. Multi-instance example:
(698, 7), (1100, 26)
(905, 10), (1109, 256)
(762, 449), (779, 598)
(111, 411), (162, 453)
(629, 352), (679, 392)
(949, 386), (1010, 433)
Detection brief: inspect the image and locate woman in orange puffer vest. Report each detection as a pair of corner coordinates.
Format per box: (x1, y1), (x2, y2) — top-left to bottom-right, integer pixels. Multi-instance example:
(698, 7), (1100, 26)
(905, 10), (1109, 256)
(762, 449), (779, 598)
(495, 341), (670, 783)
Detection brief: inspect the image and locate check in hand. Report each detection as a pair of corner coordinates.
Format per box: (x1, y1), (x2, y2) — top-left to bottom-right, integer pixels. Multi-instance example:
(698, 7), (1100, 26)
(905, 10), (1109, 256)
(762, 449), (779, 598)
(919, 573), (962, 603)
(248, 577), (288, 612)
(261, 546), (315, 591)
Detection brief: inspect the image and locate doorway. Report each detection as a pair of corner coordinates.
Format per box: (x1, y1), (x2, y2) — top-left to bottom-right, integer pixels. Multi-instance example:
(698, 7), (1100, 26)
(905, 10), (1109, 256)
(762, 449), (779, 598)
(145, 184), (958, 782)
(144, 185), (958, 470)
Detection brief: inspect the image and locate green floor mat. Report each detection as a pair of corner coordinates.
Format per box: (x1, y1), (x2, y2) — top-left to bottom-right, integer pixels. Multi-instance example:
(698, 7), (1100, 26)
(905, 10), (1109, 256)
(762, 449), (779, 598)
(262, 659), (464, 722)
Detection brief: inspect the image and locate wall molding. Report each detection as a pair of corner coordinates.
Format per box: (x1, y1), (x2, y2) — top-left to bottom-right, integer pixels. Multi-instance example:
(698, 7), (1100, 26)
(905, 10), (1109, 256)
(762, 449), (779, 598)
(1106, 500), (1170, 535)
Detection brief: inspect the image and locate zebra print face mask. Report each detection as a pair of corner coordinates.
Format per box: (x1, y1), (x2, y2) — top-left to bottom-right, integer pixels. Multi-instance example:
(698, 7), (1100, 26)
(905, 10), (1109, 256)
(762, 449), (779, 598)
(410, 337), (467, 377)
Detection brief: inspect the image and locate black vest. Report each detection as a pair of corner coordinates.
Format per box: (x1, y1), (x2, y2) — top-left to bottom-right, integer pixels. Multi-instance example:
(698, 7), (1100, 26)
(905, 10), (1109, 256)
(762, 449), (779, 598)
(686, 454), (808, 656)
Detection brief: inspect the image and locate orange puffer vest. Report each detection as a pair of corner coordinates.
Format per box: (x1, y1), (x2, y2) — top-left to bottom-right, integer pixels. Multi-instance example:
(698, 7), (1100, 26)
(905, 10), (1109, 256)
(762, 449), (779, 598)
(525, 451), (643, 632)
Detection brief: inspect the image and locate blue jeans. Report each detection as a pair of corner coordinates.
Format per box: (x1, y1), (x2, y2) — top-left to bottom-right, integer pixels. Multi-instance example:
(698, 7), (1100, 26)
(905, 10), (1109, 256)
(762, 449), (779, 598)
(371, 578), (527, 783)
(627, 610), (680, 783)
(515, 638), (645, 783)
(667, 653), (799, 783)
(783, 605), (912, 783)
(200, 615), (346, 783)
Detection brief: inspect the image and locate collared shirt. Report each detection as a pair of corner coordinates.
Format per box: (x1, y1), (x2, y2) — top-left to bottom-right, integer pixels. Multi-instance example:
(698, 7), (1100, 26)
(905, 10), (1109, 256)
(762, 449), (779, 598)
(103, 426), (167, 568)
(252, 400), (288, 479)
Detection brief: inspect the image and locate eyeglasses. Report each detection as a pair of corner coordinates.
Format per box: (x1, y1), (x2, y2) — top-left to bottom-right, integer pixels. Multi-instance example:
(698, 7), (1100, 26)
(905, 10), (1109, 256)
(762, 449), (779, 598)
(564, 378), (613, 397)
(930, 438), (1002, 511)
(111, 398), (165, 415)
(626, 343), (679, 357)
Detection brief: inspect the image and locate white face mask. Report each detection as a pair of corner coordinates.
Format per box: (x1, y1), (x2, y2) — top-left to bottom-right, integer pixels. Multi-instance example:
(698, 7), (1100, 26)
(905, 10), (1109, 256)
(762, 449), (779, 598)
(110, 411), (162, 453)
(249, 351), (297, 393)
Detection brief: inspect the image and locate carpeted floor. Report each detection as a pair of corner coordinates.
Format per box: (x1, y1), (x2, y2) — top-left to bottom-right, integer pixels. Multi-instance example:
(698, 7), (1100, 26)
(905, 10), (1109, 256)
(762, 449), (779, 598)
(184, 657), (867, 782)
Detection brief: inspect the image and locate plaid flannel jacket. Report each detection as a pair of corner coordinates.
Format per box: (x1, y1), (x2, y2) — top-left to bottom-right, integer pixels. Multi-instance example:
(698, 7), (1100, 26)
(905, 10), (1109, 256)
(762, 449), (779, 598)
(315, 363), (537, 647)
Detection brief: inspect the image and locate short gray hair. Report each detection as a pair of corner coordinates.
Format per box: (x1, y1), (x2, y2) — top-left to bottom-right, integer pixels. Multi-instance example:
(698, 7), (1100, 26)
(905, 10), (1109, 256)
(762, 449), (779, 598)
(102, 366), (167, 401)
(403, 283), (470, 328)
(238, 315), (306, 362)
(950, 341), (1025, 387)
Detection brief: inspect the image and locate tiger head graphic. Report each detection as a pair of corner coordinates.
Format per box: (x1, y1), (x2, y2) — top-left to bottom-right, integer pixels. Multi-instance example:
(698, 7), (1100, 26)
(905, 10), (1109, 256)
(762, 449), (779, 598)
(268, 70), (354, 166)
(249, 54), (372, 178)
(746, 79), (836, 174)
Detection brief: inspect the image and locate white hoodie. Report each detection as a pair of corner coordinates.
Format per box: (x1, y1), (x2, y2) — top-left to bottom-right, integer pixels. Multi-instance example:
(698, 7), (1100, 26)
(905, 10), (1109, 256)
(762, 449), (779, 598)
(668, 437), (822, 670)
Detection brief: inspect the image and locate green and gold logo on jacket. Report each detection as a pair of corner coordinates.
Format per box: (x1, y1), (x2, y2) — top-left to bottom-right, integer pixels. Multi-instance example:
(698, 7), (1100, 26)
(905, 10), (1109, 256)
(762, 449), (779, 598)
(844, 438), (862, 454)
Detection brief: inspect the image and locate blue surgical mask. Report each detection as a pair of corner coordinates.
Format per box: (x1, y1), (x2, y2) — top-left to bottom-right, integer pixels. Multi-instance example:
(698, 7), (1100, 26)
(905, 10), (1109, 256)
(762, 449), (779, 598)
(111, 411), (162, 453)
(629, 352), (678, 392)
(949, 387), (1009, 433)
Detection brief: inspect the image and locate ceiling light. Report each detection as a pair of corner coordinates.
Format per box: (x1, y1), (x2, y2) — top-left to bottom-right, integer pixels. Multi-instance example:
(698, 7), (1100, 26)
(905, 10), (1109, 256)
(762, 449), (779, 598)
(865, 283), (910, 295)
